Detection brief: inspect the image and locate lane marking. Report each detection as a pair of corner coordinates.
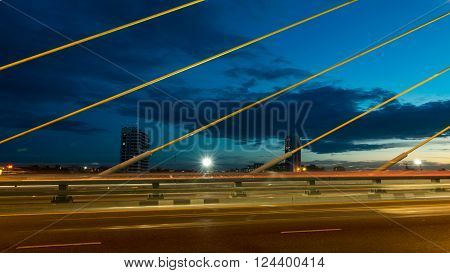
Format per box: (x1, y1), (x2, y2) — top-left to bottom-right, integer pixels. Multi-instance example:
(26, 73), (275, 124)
(36, 204), (450, 221)
(281, 228), (342, 234)
(16, 241), (101, 250)
(43, 218), (342, 233)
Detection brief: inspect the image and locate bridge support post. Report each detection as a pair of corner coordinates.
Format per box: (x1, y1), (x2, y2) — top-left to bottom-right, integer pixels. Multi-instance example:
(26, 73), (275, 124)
(51, 184), (73, 203)
(305, 180), (320, 195)
(232, 181), (246, 197)
(430, 178), (445, 192)
(370, 179), (386, 193)
(429, 178), (444, 192)
(370, 189), (387, 194)
(372, 179), (382, 184)
(148, 193), (164, 200)
(149, 182), (163, 199)
(232, 191), (247, 197)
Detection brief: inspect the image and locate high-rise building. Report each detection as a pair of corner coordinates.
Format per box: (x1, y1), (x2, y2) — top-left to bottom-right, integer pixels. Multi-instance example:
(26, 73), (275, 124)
(120, 127), (150, 172)
(284, 135), (302, 172)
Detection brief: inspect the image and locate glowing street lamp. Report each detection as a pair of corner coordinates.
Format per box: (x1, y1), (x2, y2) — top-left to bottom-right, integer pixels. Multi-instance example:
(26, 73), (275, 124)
(201, 157), (213, 168)
(413, 159), (422, 170)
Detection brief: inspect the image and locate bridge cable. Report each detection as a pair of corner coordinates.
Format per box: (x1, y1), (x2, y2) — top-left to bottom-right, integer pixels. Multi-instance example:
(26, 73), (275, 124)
(0, 0), (205, 72)
(0, 0), (357, 145)
(375, 125), (450, 171)
(99, 13), (449, 175)
(253, 67), (450, 173)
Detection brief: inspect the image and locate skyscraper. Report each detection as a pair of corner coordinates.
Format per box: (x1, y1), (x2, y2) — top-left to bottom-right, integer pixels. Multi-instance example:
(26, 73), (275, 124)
(284, 135), (302, 172)
(120, 127), (150, 173)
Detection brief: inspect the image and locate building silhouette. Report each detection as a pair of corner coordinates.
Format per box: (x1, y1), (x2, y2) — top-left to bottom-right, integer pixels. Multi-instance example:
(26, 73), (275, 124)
(284, 135), (302, 172)
(120, 127), (150, 172)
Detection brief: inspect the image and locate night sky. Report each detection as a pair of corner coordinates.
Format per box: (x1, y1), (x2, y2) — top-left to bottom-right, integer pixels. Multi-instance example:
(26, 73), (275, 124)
(0, 0), (449, 170)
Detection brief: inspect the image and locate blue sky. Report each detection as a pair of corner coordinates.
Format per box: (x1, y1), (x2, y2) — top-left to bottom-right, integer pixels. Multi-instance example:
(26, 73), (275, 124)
(0, 0), (449, 170)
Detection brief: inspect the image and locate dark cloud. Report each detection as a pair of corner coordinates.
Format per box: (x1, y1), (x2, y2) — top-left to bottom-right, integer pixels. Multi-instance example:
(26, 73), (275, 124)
(0, 0), (264, 117)
(300, 159), (449, 171)
(0, 109), (107, 135)
(117, 84), (449, 154)
(0, 0), (252, 67)
(225, 66), (311, 80)
(306, 141), (410, 154)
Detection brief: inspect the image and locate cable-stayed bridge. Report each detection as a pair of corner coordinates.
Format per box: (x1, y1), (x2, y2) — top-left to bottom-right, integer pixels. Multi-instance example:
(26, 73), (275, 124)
(0, 0), (449, 253)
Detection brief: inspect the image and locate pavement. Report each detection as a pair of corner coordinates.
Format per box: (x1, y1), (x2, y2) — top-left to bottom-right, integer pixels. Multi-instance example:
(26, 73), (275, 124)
(2, 198), (450, 253)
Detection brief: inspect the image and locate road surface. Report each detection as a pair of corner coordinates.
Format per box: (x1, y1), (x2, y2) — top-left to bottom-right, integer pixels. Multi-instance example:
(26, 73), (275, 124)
(1, 198), (450, 252)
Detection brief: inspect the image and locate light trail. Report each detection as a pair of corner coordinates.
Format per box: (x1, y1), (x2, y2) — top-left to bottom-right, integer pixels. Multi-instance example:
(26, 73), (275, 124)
(253, 67), (450, 173)
(0, 0), (205, 71)
(376, 125), (450, 171)
(281, 228), (342, 234)
(15, 242), (102, 250)
(0, 0), (357, 145)
(99, 13), (449, 175)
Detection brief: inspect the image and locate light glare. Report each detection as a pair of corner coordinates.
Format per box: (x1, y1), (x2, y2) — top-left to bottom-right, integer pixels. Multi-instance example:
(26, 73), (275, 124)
(202, 157), (213, 168)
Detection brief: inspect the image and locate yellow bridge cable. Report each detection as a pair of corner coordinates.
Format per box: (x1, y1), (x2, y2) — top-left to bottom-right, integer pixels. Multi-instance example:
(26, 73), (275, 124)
(0, 0), (205, 71)
(99, 14), (448, 175)
(375, 125), (450, 171)
(0, 0), (358, 145)
(253, 67), (450, 173)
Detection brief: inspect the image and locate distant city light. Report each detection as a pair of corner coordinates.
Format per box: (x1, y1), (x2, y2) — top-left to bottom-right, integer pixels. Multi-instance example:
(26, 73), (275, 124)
(413, 159), (422, 166)
(302, 167), (307, 171)
(6, 164), (13, 169)
(201, 157), (213, 168)
(83, 166), (88, 170)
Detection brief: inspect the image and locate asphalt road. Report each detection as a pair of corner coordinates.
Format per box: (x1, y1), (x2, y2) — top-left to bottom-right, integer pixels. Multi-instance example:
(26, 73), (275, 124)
(1, 198), (450, 253)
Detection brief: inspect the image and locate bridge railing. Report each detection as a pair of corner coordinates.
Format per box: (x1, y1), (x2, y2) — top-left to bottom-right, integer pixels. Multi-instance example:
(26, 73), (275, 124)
(0, 172), (448, 203)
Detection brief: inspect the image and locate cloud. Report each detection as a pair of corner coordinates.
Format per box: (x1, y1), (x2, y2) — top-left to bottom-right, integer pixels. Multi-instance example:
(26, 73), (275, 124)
(306, 141), (409, 154)
(0, 0), (264, 117)
(0, 109), (107, 135)
(225, 66), (311, 80)
(117, 84), (449, 154)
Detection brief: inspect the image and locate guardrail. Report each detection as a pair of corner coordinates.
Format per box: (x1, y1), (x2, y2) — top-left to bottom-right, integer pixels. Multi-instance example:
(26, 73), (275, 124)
(0, 172), (448, 203)
(1, 171), (449, 185)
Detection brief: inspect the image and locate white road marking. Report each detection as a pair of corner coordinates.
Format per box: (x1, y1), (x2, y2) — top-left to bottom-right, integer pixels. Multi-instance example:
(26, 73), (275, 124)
(16, 242), (101, 250)
(281, 228), (342, 234)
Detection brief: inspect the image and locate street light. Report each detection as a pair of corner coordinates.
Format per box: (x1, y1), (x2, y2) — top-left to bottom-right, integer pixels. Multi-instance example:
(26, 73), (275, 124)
(413, 159), (422, 170)
(201, 157), (213, 168)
